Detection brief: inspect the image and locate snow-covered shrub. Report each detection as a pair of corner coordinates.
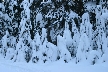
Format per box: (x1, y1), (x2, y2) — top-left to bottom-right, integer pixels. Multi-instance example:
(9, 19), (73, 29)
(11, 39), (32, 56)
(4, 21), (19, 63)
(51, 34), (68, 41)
(16, 0), (32, 62)
(41, 37), (48, 63)
(30, 40), (39, 63)
(46, 42), (58, 62)
(101, 36), (108, 63)
(57, 35), (71, 63)
(15, 38), (26, 62)
(5, 48), (15, 60)
(63, 21), (73, 56)
(76, 12), (93, 63)
(33, 28), (48, 63)
(88, 50), (101, 65)
(30, 31), (41, 63)
(71, 19), (80, 57)
(95, 20), (106, 55)
(102, 32), (107, 53)
(18, 30), (32, 63)
(101, 49), (108, 63)
(76, 33), (91, 63)
(30, 41), (36, 63)
(81, 12), (93, 47)
(1, 30), (9, 57)
(81, 12), (93, 37)
(8, 36), (16, 49)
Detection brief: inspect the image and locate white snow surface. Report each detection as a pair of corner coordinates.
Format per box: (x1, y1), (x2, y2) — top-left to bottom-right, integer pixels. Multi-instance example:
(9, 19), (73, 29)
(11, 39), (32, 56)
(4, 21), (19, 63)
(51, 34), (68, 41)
(0, 57), (108, 72)
(36, 13), (43, 22)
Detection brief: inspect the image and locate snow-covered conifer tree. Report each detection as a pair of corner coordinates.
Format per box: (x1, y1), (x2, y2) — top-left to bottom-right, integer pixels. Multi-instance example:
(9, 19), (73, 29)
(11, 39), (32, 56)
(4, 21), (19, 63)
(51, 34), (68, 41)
(57, 35), (71, 63)
(71, 19), (80, 57)
(30, 31), (41, 63)
(76, 12), (92, 63)
(76, 33), (91, 63)
(1, 30), (9, 58)
(63, 21), (72, 54)
(15, 0), (32, 62)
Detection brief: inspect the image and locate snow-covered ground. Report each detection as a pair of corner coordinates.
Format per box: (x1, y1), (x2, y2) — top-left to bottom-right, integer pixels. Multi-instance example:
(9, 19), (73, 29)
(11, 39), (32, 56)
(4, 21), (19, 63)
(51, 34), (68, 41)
(0, 57), (108, 72)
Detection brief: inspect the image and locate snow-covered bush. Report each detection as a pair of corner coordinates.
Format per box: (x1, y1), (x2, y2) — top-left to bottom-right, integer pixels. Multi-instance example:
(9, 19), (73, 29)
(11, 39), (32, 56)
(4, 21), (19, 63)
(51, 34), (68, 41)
(80, 12), (93, 47)
(63, 21), (73, 56)
(57, 35), (71, 63)
(40, 28), (49, 63)
(101, 48), (108, 63)
(31, 28), (48, 63)
(18, 25), (32, 63)
(5, 48), (15, 60)
(88, 50), (101, 65)
(8, 36), (16, 49)
(30, 40), (38, 63)
(30, 31), (41, 63)
(46, 42), (58, 62)
(1, 30), (9, 57)
(15, 38), (26, 62)
(100, 36), (108, 63)
(81, 12), (93, 37)
(76, 12), (93, 63)
(76, 33), (91, 63)
(14, 0), (33, 63)
(71, 19), (80, 57)
(102, 32), (107, 53)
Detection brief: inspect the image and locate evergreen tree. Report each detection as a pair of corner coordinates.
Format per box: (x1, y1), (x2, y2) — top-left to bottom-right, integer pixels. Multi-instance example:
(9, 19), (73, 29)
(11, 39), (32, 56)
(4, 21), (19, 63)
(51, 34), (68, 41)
(1, 31), (9, 57)
(71, 19), (80, 57)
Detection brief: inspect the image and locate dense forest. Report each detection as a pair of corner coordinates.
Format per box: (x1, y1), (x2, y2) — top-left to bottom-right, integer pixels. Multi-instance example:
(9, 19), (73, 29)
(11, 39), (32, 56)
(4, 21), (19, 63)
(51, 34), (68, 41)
(0, 0), (108, 65)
